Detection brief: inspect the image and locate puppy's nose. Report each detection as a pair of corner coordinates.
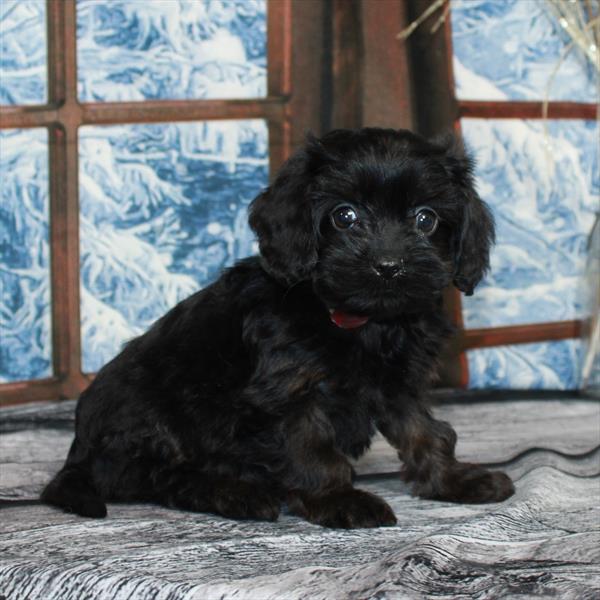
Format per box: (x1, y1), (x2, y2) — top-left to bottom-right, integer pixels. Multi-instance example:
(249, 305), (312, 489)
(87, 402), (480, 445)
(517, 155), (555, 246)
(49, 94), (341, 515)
(373, 260), (403, 279)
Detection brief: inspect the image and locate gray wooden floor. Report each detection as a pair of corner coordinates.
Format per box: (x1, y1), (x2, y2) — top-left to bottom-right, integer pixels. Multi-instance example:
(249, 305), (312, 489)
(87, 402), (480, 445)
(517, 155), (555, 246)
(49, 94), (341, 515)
(1, 396), (599, 599)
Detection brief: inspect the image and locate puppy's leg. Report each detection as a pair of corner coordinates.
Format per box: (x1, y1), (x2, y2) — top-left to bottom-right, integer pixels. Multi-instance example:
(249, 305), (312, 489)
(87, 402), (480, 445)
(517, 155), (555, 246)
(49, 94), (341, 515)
(378, 404), (514, 503)
(147, 464), (281, 521)
(284, 408), (397, 529)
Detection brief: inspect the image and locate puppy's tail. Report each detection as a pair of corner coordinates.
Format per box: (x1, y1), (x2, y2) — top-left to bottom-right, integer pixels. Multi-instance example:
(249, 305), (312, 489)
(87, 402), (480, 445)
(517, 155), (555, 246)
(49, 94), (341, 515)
(41, 442), (106, 518)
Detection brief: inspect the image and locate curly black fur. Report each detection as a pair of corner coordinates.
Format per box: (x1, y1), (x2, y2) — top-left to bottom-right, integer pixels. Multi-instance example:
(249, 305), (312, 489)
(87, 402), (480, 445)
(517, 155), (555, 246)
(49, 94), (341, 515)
(42, 128), (513, 528)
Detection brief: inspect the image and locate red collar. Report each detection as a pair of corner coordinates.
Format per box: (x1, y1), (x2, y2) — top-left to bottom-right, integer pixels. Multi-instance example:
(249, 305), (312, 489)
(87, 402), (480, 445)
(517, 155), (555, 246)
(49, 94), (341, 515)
(329, 309), (370, 329)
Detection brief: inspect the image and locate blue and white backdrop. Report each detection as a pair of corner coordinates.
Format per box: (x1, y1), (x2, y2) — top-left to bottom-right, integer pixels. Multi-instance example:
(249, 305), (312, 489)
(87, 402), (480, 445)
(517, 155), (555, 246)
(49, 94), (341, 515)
(0, 0), (598, 389)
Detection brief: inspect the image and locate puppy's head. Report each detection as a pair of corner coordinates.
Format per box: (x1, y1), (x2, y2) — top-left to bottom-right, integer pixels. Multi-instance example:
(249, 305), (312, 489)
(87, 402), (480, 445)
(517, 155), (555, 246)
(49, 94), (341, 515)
(249, 128), (494, 319)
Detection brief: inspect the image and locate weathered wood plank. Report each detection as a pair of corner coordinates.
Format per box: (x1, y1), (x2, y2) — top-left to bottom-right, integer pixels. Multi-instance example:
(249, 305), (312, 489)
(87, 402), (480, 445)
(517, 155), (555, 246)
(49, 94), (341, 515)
(1, 398), (598, 598)
(439, 400), (600, 460)
(0, 400), (75, 433)
(0, 468), (598, 599)
(0, 430), (72, 500)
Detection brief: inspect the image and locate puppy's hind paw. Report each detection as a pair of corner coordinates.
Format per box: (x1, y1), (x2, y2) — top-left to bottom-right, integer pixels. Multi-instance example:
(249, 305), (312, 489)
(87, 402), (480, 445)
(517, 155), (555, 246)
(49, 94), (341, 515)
(213, 481), (281, 522)
(289, 488), (397, 529)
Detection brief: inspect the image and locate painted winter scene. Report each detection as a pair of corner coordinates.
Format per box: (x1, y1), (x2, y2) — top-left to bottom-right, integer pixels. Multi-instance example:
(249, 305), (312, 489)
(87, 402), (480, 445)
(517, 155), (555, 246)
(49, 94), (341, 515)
(0, 0), (47, 105)
(76, 0), (267, 102)
(0, 128), (51, 382)
(451, 0), (597, 102)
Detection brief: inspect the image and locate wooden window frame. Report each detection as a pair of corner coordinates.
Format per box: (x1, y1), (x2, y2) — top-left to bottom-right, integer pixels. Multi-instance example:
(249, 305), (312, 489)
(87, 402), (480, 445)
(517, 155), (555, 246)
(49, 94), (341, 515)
(0, 0), (300, 405)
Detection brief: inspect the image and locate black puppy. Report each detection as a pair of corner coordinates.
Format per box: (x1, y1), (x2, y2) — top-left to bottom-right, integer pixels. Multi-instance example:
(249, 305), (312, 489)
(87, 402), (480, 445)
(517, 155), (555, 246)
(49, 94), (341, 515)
(43, 128), (514, 528)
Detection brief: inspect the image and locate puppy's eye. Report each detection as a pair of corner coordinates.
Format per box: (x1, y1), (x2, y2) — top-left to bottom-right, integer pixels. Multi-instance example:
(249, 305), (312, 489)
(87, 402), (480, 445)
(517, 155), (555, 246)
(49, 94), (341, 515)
(331, 205), (358, 230)
(415, 208), (439, 236)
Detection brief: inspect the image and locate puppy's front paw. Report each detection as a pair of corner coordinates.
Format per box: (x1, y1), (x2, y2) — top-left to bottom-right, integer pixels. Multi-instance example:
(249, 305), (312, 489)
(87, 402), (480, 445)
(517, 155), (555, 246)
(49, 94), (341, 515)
(290, 488), (397, 529)
(456, 468), (515, 503)
(418, 464), (514, 504)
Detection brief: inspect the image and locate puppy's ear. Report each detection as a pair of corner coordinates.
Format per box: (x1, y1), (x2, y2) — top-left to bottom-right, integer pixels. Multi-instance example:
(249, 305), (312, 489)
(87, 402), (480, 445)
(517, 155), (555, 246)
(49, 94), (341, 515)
(249, 139), (319, 285)
(436, 134), (495, 296)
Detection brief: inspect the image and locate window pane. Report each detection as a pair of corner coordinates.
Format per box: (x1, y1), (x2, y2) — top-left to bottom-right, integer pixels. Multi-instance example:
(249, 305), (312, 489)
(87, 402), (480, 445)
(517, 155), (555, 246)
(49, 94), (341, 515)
(461, 118), (598, 329)
(77, 0), (267, 102)
(0, 0), (47, 105)
(0, 128), (52, 382)
(451, 0), (598, 102)
(467, 340), (581, 390)
(79, 119), (268, 373)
